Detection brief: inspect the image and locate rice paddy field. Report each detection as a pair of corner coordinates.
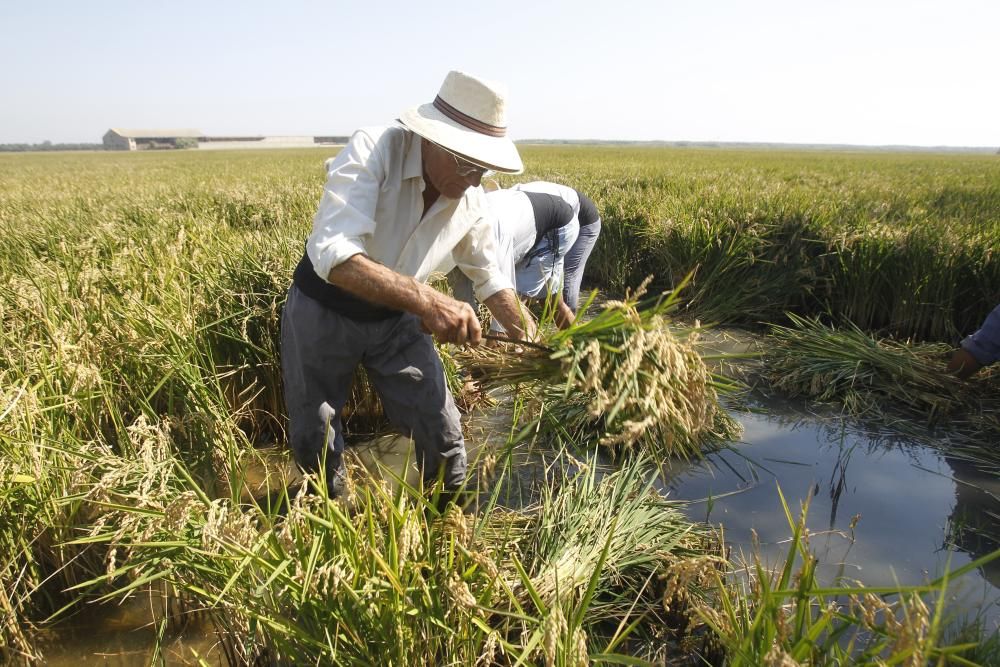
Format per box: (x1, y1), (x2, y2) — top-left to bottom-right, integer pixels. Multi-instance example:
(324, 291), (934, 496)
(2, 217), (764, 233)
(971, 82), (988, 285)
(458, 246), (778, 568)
(2, 145), (1000, 665)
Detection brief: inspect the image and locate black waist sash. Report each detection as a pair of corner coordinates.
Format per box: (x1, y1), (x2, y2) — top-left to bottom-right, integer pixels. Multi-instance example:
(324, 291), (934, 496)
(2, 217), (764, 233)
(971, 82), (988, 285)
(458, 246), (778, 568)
(523, 191), (574, 237)
(521, 192), (574, 265)
(292, 251), (402, 321)
(576, 191), (599, 227)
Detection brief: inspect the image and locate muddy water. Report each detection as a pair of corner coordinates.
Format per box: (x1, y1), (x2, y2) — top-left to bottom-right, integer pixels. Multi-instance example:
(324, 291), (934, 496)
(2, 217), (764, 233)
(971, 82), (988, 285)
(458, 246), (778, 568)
(33, 593), (221, 665)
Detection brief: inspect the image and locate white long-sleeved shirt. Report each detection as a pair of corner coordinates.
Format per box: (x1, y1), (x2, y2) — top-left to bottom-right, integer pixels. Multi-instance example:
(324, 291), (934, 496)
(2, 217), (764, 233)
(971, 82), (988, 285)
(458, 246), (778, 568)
(307, 125), (512, 301)
(485, 189), (538, 264)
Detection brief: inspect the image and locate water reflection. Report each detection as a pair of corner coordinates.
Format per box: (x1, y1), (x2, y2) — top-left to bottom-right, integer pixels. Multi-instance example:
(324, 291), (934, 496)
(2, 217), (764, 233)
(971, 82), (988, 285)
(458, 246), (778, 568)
(663, 394), (1000, 624)
(945, 455), (1000, 589)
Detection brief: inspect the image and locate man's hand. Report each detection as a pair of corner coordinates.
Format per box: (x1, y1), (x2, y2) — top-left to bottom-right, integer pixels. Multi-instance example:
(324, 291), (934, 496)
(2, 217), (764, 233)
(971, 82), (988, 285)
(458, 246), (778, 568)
(554, 295), (576, 330)
(946, 347), (982, 380)
(419, 292), (483, 346)
(484, 289), (536, 341)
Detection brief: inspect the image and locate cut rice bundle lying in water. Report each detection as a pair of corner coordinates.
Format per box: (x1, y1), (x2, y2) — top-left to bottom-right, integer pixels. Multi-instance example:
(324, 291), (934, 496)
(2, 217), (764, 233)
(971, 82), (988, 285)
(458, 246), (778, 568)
(762, 313), (1000, 433)
(460, 281), (742, 460)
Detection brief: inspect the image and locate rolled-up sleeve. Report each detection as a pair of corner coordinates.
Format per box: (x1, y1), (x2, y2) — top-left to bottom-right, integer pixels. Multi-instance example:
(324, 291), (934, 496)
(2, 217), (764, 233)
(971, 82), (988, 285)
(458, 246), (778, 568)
(961, 304), (1000, 366)
(452, 213), (514, 302)
(307, 130), (384, 281)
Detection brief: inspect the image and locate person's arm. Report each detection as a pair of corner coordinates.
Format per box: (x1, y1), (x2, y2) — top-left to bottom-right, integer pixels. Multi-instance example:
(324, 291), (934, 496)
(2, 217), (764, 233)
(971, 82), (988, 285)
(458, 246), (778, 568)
(483, 288), (535, 341)
(450, 206), (540, 338)
(554, 295), (575, 329)
(947, 304), (1000, 379)
(307, 130), (480, 345)
(328, 255), (482, 346)
(308, 130), (384, 281)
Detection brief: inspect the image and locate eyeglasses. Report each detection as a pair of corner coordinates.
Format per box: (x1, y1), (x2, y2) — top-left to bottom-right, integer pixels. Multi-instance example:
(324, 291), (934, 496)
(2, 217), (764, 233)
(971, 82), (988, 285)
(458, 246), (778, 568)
(443, 147), (492, 179)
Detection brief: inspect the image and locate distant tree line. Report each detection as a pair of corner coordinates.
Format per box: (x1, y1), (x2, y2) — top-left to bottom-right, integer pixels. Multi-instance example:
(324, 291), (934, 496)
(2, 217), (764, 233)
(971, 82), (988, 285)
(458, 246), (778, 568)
(0, 141), (106, 152)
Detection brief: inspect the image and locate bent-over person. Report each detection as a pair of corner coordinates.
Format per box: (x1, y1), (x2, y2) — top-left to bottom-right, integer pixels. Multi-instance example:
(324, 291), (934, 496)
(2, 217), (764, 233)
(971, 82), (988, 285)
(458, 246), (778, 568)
(511, 181), (601, 313)
(445, 187), (579, 328)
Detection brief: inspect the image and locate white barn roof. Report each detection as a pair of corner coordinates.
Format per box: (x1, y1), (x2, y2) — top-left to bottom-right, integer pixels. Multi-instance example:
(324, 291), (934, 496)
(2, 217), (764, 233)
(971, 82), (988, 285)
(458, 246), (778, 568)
(109, 128), (202, 138)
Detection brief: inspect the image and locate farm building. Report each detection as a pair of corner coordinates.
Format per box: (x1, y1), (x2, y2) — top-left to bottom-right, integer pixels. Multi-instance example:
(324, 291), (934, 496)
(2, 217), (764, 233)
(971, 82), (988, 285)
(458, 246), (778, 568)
(103, 129), (348, 151)
(103, 129), (202, 151)
(197, 135), (347, 150)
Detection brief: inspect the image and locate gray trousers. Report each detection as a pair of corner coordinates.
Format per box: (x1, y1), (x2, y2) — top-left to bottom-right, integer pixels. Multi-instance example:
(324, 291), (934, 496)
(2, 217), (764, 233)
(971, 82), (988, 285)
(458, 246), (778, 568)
(280, 285), (467, 488)
(562, 219), (601, 312)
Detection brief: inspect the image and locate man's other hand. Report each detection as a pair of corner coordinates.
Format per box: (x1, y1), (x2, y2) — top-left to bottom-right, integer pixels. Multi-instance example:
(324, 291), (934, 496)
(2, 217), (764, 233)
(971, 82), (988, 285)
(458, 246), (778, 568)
(483, 288), (536, 342)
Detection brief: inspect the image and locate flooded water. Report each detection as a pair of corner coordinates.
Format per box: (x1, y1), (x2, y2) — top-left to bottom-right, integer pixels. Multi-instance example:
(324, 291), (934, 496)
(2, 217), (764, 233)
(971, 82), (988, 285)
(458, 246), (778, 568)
(32, 592), (220, 665)
(663, 394), (1000, 627)
(308, 382), (1000, 631)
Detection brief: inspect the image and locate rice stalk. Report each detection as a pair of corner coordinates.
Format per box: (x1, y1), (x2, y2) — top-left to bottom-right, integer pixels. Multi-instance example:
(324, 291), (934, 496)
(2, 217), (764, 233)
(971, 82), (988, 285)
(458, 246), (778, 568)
(459, 279), (742, 460)
(512, 452), (710, 618)
(688, 485), (1000, 666)
(761, 313), (1000, 438)
(63, 441), (720, 666)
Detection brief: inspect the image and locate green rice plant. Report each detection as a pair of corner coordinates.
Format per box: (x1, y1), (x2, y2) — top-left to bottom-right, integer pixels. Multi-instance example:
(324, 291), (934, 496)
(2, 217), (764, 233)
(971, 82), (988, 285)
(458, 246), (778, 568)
(0, 211), (288, 652)
(2, 144), (999, 663)
(689, 486), (1000, 666)
(509, 452), (710, 622)
(941, 617), (1000, 667)
(499, 145), (1000, 340)
(460, 280), (742, 461)
(59, 439), (719, 666)
(0, 458), (45, 664)
(640, 209), (827, 326)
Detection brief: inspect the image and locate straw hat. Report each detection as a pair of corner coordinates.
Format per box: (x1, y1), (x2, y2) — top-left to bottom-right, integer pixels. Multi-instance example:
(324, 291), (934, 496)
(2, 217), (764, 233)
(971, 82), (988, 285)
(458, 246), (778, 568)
(398, 70), (523, 174)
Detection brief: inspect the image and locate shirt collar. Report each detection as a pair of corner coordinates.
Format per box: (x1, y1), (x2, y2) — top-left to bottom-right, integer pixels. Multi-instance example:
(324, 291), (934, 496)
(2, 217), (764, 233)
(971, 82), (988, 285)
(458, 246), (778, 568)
(402, 131), (423, 181)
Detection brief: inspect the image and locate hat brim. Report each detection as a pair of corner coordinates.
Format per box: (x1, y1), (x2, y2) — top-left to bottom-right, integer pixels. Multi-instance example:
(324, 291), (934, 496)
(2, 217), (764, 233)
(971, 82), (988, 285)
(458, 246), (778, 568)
(398, 103), (523, 174)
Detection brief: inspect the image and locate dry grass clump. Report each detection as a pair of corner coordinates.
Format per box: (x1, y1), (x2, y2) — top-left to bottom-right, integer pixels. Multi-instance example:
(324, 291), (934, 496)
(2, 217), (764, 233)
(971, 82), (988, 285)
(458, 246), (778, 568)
(460, 279), (742, 460)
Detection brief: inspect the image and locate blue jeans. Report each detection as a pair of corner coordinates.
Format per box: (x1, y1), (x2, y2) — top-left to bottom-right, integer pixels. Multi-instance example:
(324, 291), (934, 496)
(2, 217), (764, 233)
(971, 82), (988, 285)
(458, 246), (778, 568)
(515, 222), (579, 299)
(961, 304), (1000, 366)
(561, 219), (601, 312)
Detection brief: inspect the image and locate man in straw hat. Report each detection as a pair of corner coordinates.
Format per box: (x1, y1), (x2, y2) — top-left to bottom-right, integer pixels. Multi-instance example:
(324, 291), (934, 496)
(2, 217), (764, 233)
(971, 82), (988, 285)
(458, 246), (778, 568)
(282, 70), (531, 498)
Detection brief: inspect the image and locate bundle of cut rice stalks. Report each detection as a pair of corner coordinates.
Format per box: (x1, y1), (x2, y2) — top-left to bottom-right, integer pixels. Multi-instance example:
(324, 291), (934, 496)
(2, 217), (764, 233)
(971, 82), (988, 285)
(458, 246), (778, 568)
(459, 280), (742, 460)
(762, 314), (1000, 437)
(476, 452), (718, 659)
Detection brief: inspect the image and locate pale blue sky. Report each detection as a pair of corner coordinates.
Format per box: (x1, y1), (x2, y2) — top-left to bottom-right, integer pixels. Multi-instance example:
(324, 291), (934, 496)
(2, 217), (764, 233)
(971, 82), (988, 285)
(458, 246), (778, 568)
(2, 0), (997, 146)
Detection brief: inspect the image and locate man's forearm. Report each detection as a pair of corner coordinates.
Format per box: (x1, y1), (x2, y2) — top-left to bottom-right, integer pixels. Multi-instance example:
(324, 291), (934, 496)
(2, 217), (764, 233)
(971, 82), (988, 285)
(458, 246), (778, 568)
(484, 289), (534, 340)
(328, 255), (483, 345)
(555, 297), (576, 330)
(327, 255), (434, 316)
